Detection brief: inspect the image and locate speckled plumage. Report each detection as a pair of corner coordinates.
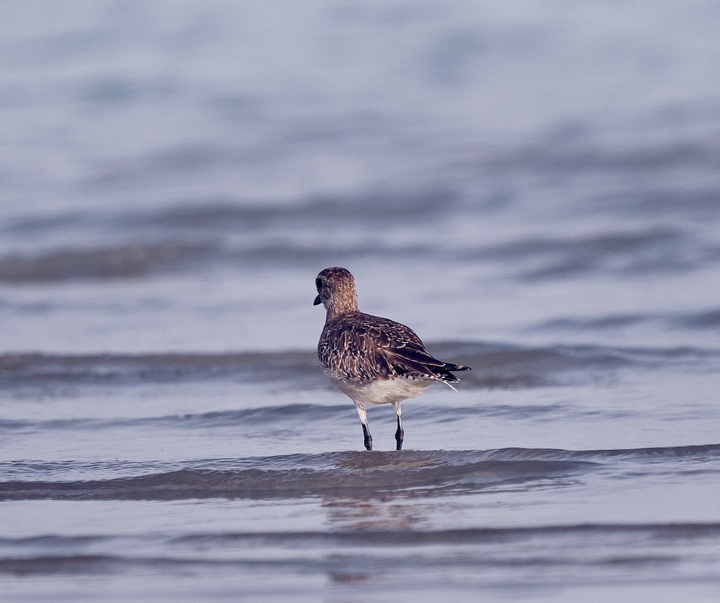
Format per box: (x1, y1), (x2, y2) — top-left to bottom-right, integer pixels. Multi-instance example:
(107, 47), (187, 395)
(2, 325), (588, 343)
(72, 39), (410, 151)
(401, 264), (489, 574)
(314, 266), (470, 451)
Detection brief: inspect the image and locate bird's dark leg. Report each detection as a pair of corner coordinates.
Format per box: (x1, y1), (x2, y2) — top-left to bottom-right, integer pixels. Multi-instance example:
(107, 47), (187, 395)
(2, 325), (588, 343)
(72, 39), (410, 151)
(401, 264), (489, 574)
(362, 422), (373, 451)
(356, 403), (372, 451)
(393, 402), (404, 451)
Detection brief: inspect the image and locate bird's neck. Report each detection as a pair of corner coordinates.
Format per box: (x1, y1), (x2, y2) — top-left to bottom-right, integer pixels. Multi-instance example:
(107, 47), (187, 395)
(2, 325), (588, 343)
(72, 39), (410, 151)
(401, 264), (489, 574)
(326, 299), (359, 320)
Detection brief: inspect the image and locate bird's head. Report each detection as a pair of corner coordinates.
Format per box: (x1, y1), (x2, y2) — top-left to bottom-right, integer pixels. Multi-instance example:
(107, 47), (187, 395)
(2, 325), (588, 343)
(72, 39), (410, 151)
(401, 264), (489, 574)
(314, 266), (359, 316)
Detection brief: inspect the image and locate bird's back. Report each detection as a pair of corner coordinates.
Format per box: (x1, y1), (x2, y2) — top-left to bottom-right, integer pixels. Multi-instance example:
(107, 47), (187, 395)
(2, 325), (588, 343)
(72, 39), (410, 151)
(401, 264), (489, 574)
(318, 310), (464, 386)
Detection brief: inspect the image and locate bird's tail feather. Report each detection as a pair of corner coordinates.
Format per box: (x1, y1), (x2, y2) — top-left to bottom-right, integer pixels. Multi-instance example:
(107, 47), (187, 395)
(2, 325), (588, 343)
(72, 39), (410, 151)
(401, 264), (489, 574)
(431, 362), (471, 388)
(439, 379), (459, 393)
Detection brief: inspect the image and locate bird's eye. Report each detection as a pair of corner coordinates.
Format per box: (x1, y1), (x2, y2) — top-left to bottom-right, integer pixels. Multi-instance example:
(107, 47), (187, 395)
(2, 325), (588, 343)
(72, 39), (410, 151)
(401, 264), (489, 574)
(315, 277), (322, 290)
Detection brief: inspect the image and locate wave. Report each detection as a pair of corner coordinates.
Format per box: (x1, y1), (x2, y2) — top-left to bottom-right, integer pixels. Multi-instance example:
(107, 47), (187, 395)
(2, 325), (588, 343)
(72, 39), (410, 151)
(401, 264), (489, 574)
(1, 444), (718, 502)
(2, 343), (716, 391)
(0, 239), (437, 283)
(5, 521), (717, 550)
(3, 523), (720, 582)
(3, 191), (718, 286)
(0, 350), (318, 387)
(469, 226), (691, 281)
(4, 195), (455, 238)
(0, 196), (453, 283)
(537, 307), (720, 332)
(0, 403), (351, 433)
(0, 243), (217, 283)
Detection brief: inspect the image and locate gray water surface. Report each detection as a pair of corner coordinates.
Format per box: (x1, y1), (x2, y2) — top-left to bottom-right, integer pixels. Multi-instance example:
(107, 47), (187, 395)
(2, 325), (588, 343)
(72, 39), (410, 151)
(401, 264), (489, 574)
(1, 1), (720, 601)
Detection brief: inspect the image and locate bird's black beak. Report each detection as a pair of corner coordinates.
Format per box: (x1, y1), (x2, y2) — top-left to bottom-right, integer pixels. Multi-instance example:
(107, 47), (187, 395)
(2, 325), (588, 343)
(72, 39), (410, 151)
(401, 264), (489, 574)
(313, 295), (322, 306)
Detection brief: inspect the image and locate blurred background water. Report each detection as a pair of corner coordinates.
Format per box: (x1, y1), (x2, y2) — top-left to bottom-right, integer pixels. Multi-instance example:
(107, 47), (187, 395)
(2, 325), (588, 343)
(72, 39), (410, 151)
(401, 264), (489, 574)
(1, 1), (719, 601)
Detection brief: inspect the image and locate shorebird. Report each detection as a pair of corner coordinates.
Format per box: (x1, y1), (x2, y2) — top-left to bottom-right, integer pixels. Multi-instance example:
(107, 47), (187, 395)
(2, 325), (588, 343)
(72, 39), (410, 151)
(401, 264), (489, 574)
(314, 266), (470, 451)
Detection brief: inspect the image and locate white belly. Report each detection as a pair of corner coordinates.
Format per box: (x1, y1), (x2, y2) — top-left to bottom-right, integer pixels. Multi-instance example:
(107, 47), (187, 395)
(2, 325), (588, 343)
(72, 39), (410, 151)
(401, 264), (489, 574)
(328, 373), (432, 406)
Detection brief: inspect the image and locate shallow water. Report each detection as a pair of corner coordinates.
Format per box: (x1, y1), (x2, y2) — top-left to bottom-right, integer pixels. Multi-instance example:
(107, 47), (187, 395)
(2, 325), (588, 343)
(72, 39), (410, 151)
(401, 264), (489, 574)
(2, 1), (720, 601)
(2, 346), (719, 601)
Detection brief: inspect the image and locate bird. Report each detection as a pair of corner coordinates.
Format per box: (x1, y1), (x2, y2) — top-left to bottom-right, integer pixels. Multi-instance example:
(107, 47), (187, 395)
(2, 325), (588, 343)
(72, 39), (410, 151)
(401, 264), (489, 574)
(314, 266), (470, 451)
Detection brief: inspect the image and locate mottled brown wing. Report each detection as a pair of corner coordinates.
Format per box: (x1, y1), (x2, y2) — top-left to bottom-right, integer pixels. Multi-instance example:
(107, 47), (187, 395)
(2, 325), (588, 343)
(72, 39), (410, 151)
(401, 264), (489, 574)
(367, 316), (469, 382)
(380, 339), (449, 380)
(318, 316), (393, 382)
